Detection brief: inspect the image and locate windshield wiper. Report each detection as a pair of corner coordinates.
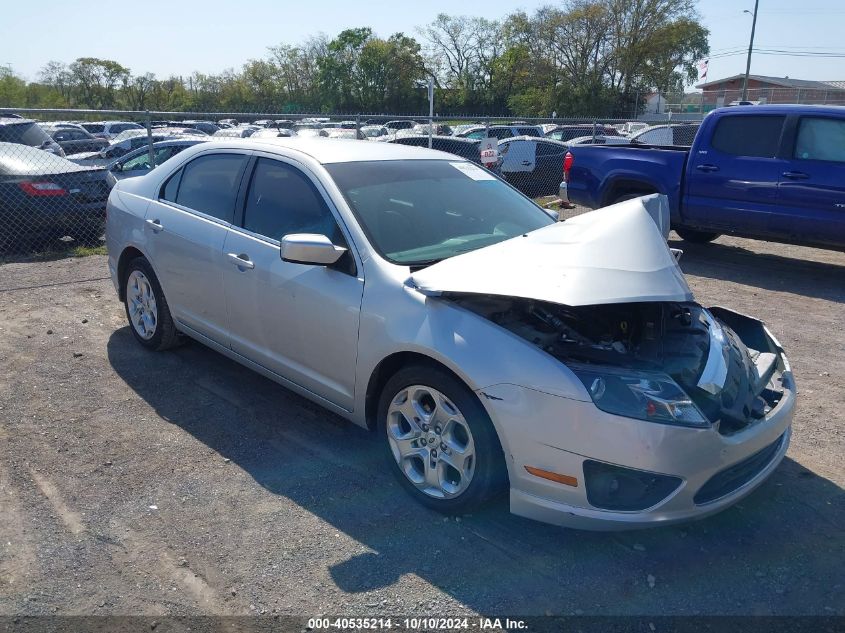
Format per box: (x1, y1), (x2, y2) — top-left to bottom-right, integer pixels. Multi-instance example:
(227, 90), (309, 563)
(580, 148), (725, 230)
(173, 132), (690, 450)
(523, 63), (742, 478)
(408, 258), (444, 272)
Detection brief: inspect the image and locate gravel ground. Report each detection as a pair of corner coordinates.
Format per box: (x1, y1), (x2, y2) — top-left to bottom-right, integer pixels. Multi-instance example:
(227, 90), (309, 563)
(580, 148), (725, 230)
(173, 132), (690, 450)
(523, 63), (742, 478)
(0, 226), (843, 618)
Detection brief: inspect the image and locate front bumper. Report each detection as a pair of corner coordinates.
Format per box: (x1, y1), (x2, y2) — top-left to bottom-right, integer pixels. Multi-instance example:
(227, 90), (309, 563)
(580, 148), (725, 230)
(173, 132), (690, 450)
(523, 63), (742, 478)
(479, 331), (795, 530)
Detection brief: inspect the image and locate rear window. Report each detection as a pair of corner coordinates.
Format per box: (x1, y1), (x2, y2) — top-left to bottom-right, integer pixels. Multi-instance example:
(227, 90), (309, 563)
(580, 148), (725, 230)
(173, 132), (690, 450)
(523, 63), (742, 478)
(711, 116), (785, 157)
(672, 125), (700, 146)
(0, 121), (52, 148)
(82, 123), (105, 133)
(516, 127), (541, 137)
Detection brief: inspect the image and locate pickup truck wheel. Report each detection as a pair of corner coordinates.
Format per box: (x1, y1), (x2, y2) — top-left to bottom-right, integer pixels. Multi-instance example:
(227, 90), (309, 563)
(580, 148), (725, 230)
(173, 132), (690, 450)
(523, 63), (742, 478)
(378, 364), (507, 515)
(675, 228), (721, 244)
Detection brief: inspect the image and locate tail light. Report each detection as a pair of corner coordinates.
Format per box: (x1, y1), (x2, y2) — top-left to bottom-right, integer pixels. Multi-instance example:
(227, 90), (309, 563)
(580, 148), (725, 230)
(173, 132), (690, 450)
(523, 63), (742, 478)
(563, 151), (574, 183)
(19, 181), (68, 197)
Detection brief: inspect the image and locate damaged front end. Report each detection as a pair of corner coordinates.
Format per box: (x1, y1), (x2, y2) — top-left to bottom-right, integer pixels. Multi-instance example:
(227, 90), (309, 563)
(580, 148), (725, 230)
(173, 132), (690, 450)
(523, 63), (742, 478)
(451, 295), (786, 435)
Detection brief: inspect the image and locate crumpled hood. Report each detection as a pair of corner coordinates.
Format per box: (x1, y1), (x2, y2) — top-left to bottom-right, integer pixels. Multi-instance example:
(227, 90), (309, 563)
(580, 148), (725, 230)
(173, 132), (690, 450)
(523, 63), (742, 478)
(410, 195), (692, 307)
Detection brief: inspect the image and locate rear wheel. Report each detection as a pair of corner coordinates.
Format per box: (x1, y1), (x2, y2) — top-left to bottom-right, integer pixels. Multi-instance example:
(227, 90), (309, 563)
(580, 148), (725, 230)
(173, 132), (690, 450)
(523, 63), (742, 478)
(378, 364), (507, 514)
(675, 227), (721, 244)
(123, 257), (180, 351)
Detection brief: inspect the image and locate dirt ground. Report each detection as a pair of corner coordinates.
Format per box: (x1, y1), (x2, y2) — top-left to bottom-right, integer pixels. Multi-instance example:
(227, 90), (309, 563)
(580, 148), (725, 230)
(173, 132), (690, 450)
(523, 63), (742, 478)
(0, 229), (843, 618)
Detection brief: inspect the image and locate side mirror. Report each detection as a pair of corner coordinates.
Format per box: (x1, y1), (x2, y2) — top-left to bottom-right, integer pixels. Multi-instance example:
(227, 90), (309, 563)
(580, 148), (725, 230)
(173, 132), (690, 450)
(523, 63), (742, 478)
(280, 233), (346, 266)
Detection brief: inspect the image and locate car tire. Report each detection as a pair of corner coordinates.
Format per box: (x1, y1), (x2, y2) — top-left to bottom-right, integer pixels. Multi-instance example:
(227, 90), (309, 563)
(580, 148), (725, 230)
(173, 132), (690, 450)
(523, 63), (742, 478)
(675, 227), (721, 244)
(123, 257), (180, 351)
(377, 363), (507, 514)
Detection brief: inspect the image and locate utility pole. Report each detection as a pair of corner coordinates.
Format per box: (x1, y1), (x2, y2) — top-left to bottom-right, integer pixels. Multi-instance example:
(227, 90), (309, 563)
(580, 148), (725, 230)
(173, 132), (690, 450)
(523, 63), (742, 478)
(741, 0), (759, 101)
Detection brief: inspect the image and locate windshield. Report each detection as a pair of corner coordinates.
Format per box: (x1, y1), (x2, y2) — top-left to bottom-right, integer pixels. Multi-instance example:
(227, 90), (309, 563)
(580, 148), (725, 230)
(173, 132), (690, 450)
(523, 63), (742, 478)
(325, 160), (554, 266)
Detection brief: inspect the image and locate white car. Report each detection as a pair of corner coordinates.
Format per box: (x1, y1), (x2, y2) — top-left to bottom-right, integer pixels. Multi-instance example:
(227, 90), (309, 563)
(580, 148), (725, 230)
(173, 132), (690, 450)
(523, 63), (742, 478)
(105, 138), (795, 529)
(80, 121), (144, 140)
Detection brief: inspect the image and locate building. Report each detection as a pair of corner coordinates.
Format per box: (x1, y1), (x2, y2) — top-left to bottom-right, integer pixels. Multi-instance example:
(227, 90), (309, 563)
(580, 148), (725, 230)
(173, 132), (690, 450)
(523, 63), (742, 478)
(695, 74), (845, 108)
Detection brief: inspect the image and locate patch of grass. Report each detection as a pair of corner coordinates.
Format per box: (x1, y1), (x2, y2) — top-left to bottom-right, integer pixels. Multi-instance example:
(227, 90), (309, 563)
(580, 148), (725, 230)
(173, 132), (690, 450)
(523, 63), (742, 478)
(69, 245), (108, 257)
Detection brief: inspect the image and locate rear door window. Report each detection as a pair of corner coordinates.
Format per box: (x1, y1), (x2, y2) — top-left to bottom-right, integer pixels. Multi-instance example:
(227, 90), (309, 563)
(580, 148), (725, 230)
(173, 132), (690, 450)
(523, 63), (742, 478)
(794, 117), (845, 163)
(173, 153), (247, 222)
(711, 116), (785, 157)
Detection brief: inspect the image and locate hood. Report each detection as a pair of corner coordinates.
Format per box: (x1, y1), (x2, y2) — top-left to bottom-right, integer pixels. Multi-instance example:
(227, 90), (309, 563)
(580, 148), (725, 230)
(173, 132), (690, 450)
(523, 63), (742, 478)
(410, 195), (692, 307)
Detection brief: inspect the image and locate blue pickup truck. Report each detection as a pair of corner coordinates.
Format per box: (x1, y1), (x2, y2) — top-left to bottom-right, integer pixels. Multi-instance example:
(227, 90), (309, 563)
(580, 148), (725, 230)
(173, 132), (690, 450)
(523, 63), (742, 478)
(563, 105), (845, 249)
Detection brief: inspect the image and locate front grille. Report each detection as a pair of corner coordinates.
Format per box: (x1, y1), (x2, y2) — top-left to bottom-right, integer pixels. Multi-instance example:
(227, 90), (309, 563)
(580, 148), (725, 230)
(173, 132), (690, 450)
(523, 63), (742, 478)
(694, 433), (785, 505)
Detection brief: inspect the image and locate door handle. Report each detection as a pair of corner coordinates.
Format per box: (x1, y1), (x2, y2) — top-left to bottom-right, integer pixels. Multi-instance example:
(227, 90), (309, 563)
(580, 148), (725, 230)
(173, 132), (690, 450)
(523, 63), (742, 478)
(227, 253), (255, 269)
(696, 164), (719, 172)
(782, 171), (809, 180)
(521, 160), (532, 166)
(145, 218), (163, 233)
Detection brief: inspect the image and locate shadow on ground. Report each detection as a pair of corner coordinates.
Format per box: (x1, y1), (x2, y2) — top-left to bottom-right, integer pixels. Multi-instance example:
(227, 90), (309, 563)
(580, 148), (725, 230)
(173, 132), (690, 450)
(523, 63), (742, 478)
(107, 328), (844, 615)
(671, 237), (845, 303)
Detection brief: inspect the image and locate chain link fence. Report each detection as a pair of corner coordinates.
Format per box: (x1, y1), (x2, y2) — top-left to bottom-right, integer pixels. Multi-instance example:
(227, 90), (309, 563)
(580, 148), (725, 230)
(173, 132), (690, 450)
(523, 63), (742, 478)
(0, 106), (704, 259)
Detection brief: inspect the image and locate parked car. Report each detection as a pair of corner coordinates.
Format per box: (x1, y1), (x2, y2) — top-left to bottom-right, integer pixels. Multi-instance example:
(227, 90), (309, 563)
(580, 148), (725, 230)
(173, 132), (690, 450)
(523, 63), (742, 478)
(457, 124), (544, 140)
(384, 120), (415, 131)
(498, 136), (570, 196)
(326, 129), (365, 140)
(218, 118), (240, 127)
(563, 105), (845, 250)
(0, 142), (112, 249)
(0, 117), (64, 156)
(545, 124), (622, 143)
(251, 128), (296, 138)
(108, 139), (208, 180)
(565, 135), (632, 146)
(80, 121), (143, 139)
(43, 125), (109, 155)
(629, 123), (700, 146)
(72, 131), (205, 165)
(106, 139), (794, 529)
(388, 135), (488, 166)
(213, 127), (259, 138)
(360, 125), (389, 139)
(179, 120), (220, 135)
(409, 123), (454, 136)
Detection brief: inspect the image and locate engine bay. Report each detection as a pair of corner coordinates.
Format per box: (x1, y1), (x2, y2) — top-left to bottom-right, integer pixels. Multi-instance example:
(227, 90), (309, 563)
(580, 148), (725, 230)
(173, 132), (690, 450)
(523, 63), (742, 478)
(450, 294), (784, 433)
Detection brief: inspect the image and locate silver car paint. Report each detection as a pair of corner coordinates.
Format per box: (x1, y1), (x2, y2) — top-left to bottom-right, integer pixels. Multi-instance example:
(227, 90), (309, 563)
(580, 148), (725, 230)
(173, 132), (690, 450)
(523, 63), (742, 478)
(106, 138), (795, 529)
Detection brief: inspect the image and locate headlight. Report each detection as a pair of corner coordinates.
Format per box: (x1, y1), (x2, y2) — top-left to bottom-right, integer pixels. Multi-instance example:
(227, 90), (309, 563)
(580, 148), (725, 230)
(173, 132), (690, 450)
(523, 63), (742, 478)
(570, 365), (709, 428)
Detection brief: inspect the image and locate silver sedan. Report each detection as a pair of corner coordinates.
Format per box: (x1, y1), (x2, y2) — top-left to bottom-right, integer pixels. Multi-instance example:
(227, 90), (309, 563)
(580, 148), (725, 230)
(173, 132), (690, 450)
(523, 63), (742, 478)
(105, 138), (795, 529)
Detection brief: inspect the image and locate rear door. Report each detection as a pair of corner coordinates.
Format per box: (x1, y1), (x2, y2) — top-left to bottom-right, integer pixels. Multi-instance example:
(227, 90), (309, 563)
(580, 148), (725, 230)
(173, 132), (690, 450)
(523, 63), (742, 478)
(684, 114), (787, 236)
(143, 151), (249, 345)
(776, 114), (845, 247)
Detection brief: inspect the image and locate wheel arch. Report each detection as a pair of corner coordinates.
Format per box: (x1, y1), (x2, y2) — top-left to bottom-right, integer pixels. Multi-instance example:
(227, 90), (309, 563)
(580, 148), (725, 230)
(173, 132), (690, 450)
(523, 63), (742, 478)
(364, 351), (474, 432)
(601, 177), (660, 207)
(116, 245), (156, 302)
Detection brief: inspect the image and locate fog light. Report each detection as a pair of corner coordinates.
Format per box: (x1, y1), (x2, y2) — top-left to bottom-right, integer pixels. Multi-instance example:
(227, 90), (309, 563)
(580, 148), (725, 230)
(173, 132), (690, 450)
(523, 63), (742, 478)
(583, 460), (682, 511)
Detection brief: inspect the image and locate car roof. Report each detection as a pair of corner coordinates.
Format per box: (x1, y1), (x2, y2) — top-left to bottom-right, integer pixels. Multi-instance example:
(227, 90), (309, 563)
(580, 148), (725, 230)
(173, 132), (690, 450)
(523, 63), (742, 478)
(500, 135), (569, 146)
(194, 137), (465, 164)
(0, 117), (35, 126)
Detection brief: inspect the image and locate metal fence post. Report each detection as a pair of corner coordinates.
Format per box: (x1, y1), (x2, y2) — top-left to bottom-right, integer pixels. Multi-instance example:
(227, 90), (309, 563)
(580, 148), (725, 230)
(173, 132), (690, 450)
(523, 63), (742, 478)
(145, 111), (155, 169)
(355, 114), (361, 139)
(592, 118), (597, 142)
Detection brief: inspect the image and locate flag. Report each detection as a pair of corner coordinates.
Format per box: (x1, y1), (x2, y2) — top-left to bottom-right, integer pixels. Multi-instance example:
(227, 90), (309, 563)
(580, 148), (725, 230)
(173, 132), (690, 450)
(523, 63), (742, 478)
(698, 58), (709, 81)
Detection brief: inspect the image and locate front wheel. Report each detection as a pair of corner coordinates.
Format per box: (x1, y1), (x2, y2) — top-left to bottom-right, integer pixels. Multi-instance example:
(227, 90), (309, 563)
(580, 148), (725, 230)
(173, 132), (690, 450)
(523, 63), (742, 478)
(675, 227), (721, 244)
(378, 364), (507, 514)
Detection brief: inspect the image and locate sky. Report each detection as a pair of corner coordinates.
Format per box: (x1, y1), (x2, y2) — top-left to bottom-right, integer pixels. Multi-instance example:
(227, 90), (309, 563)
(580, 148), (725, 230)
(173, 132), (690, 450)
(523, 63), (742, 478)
(2, 0), (844, 87)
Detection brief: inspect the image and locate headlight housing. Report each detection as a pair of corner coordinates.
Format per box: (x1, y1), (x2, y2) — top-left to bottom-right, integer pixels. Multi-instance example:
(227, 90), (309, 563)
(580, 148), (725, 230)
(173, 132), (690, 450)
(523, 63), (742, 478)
(570, 365), (710, 428)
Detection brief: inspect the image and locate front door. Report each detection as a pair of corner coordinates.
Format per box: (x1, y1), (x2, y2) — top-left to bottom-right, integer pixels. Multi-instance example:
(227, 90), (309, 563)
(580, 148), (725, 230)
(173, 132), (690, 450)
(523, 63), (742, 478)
(221, 156), (364, 410)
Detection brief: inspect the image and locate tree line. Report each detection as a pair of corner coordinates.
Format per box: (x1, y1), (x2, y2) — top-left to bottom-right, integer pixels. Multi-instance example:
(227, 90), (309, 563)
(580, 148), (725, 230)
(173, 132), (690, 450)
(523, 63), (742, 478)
(0, 0), (708, 117)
